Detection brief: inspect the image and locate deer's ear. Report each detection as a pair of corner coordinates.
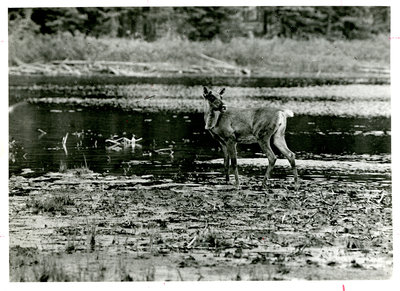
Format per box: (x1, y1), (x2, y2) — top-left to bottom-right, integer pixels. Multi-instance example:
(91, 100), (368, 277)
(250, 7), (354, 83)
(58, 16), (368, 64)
(203, 87), (209, 96)
(219, 88), (225, 96)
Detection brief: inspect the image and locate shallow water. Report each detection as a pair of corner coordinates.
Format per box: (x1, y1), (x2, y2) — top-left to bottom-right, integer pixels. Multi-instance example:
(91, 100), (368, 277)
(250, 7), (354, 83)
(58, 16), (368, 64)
(9, 103), (391, 180)
(9, 75), (389, 99)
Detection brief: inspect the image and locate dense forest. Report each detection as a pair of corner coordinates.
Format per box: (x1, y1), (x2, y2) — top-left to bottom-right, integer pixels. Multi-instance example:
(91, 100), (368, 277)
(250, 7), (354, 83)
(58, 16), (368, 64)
(9, 7), (390, 41)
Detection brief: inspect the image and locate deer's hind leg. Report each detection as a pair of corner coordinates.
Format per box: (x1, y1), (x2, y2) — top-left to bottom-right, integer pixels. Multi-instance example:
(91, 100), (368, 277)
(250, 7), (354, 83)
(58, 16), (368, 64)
(257, 134), (277, 188)
(273, 124), (298, 186)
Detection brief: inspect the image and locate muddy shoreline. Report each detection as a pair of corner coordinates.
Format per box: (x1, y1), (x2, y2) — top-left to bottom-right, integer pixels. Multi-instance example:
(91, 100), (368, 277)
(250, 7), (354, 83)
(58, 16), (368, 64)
(9, 157), (392, 281)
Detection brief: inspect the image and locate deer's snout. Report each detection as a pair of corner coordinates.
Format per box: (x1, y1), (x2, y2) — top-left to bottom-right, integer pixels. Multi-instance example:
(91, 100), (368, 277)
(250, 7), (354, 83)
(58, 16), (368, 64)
(212, 103), (226, 112)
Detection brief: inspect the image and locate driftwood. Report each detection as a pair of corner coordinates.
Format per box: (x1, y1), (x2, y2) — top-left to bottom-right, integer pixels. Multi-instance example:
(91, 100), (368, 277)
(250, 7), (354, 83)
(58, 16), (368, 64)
(106, 136), (142, 151)
(356, 64), (389, 75)
(38, 129), (47, 139)
(13, 58), (251, 76)
(62, 133), (69, 156)
(53, 60), (152, 67)
(197, 53), (238, 69)
(197, 53), (251, 75)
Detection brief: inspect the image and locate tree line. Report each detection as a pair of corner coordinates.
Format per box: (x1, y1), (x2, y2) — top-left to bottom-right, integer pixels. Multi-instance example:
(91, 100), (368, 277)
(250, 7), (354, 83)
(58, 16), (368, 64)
(9, 7), (390, 41)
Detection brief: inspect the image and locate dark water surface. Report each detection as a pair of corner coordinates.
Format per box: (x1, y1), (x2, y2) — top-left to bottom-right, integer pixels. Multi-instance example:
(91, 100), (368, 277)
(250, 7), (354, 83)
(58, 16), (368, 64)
(9, 103), (390, 179)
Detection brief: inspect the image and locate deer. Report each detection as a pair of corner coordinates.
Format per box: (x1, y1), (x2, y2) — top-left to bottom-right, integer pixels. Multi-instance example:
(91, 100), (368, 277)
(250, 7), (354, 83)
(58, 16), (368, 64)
(202, 86), (298, 188)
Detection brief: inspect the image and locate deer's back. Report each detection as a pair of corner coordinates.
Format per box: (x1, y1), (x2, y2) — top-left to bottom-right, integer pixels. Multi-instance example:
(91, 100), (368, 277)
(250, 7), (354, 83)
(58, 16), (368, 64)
(216, 107), (283, 143)
(226, 107), (282, 126)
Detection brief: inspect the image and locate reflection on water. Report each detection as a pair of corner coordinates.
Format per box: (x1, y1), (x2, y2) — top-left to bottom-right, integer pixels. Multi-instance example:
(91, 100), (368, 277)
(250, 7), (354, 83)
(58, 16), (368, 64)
(9, 103), (391, 178)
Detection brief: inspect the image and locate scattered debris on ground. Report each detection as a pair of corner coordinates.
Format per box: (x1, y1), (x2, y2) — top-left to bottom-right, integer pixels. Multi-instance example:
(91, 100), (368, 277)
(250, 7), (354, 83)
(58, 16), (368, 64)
(9, 163), (392, 281)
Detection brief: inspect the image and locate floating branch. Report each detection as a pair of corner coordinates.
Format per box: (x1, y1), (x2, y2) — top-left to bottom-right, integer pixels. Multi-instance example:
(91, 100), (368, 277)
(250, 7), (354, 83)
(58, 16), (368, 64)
(62, 133), (69, 156)
(154, 147), (174, 158)
(106, 135), (142, 151)
(37, 128), (47, 139)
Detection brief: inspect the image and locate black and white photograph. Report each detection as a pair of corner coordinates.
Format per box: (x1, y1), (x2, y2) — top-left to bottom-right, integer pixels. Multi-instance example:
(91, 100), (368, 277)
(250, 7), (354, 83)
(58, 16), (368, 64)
(4, 0), (398, 287)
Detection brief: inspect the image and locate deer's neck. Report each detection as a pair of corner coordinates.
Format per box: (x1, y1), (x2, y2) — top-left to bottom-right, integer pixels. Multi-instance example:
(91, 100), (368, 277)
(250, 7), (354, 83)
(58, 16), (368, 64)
(203, 100), (223, 130)
(203, 99), (211, 119)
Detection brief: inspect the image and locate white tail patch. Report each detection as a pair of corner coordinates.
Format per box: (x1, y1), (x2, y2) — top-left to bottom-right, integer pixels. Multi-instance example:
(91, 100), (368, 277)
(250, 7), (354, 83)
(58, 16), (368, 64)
(282, 109), (294, 118)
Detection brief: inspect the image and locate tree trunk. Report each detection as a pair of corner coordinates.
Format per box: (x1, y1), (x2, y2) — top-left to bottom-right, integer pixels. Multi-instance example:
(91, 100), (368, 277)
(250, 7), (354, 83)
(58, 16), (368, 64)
(263, 9), (268, 35)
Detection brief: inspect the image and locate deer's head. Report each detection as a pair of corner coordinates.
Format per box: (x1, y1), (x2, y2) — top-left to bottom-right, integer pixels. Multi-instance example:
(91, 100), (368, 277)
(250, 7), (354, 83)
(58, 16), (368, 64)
(203, 87), (227, 112)
(203, 87), (227, 130)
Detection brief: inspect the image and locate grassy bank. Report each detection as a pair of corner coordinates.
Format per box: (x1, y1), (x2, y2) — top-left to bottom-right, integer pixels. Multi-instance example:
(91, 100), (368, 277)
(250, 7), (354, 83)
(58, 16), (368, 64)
(9, 33), (390, 76)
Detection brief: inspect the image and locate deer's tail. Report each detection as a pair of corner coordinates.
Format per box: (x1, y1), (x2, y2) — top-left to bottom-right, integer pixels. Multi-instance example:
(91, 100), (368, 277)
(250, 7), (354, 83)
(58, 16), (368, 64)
(282, 109), (294, 118)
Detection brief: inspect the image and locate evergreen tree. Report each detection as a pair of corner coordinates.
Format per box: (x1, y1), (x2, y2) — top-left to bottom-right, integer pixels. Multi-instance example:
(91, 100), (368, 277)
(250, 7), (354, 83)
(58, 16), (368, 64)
(30, 8), (87, 35)
(9, 7), (390, 41)
(175, 7), (244, 41)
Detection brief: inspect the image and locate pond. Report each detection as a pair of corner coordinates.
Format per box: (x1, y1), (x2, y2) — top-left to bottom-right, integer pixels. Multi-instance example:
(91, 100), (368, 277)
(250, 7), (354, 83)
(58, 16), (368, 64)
(9, 102), (391, 182)
(8, 77), (392, 282)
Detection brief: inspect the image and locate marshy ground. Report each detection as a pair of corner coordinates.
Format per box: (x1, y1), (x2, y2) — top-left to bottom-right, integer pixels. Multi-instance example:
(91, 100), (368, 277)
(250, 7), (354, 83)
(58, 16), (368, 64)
(8, 77), (392, 282)
(9, 157), (392, 281)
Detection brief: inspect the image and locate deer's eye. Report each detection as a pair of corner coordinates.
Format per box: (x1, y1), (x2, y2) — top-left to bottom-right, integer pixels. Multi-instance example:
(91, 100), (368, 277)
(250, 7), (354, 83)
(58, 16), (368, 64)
(209, 96), (216, 102)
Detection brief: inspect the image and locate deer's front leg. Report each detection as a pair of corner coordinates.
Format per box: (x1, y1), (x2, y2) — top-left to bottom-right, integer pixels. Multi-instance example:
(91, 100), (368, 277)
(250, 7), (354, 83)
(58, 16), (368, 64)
(227, 140), (240, 187)
(220, 144), (230, 183)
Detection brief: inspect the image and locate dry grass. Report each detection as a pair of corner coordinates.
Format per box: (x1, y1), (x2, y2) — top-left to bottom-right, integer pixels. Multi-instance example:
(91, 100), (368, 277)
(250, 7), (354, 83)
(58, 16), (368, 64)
(9, 32), (389, 75)
(26, 192), (75, 215)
